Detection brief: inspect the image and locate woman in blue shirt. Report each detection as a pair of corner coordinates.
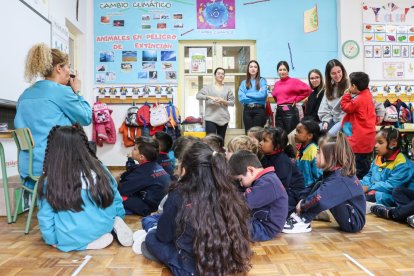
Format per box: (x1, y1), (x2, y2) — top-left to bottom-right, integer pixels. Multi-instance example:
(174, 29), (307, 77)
(238, 60), (268, 134)
(14, 43), (92, 185)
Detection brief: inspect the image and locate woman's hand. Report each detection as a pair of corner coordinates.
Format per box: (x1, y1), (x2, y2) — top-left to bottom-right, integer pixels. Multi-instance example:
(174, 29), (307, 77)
(296, 200), (303, 215)
(69, 71), (81, 94)
(322, 122), (329, 130)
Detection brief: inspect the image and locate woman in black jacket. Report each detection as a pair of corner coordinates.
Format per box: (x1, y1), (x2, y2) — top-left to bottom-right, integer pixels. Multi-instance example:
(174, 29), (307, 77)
(304, 69), (325, 122)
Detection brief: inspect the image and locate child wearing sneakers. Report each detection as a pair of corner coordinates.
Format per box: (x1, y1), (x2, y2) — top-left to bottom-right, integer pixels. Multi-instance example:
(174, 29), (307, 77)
(283, 132), (366, 234)
(37, 125), (133, 252)
(361, 127), (414, 206)
(154, 131), (175, 180)
(260, 127), (306, 214)
(142, 142), (252, 275)
(118, 137), (171, 216)
(371, 186), (414, 227)
(229, 150), (288, 241)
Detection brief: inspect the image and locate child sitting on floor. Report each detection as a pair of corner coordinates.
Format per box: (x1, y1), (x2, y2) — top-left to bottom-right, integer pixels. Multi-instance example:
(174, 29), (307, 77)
(154, 131), (175, 180)
(37, 125), (133, 252)
(118, 137), (170, 216)
(361, 127), (414, 207)
(229, 150), (288, 241)
(283, 132), (366, 234)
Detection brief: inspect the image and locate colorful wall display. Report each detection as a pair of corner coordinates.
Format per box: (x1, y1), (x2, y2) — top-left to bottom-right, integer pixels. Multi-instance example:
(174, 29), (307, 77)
(362, 1), (414, 80)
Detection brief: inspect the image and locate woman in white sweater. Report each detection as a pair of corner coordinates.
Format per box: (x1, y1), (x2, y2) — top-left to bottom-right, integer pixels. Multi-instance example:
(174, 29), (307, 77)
(196, 67), (235, 140)
(318, 59), (349, 136)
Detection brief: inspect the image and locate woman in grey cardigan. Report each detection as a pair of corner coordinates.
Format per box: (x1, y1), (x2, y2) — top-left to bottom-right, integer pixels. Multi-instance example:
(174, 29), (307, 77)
(318, 59), (349, 136)
(196, 67), (235, 139)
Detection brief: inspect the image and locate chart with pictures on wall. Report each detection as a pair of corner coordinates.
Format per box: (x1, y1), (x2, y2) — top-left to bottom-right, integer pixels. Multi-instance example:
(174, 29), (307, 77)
(362, 1), (414, 81)
(94, 0), (188, 88)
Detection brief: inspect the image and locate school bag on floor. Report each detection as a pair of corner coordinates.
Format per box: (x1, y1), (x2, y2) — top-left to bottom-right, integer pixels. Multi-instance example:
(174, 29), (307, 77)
(150, 103), (169, 127)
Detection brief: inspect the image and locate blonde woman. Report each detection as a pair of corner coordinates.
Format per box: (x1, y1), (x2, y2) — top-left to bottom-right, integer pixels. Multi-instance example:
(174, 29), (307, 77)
(14, 43), (92, 184)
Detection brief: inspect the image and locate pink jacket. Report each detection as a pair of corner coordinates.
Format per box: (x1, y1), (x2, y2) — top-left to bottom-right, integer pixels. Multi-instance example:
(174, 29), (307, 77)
(93, 117), (116, 146)
(272, 76), (312, 105)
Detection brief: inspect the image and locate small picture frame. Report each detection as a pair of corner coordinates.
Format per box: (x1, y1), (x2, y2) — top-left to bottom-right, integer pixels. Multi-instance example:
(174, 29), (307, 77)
(364, 45), (373, 58)
(392, 45), (401, 57)
(402, 45), (409, 57)
(373, 45), (382, 58)
(383, 45), (391, 58)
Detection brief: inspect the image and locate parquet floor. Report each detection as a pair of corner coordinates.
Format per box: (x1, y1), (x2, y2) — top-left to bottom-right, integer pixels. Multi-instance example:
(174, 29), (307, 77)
(0, 212), (413, 275)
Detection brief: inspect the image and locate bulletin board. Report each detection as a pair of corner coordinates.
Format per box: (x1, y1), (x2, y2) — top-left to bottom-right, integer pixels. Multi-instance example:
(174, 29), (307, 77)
(362, 1), (414, 81)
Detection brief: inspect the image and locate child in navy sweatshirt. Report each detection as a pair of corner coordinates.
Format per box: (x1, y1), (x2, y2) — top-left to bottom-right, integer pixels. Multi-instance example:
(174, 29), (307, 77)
(119, 137), (171, 216)
(229, 150), (288, 241)
(260, 127), (306, 215)
(154, 131), (174, 180)
(283, 132), (366, 234)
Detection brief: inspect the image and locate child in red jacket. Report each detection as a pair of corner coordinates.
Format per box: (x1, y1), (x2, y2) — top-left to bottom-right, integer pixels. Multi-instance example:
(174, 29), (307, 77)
(340, 72), (376, 179)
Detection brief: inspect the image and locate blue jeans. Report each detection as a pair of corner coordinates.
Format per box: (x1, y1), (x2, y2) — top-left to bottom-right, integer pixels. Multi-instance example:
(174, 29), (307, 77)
(250, 217), (272, 242)
(142, 214), (161, 232)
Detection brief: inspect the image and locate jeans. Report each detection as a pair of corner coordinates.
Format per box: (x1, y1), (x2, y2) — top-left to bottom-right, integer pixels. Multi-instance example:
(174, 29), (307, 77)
(205, 121), (228, 140)
(243, 106), (266, 134)
(250, 217), (272, 242)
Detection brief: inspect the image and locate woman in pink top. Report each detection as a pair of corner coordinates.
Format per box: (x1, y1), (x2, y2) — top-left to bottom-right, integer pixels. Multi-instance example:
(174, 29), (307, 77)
(272, 61), (312, 133)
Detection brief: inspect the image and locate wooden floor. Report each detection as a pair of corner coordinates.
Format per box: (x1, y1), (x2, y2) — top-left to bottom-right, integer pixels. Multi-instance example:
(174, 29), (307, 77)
(0, 213), (413, 275)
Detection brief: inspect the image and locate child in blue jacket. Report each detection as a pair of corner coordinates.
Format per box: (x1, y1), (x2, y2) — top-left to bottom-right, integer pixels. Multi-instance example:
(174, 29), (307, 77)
(229, 150), (288, 241)
(37, 125), (132, 252)
(294, 119), (323, 187)
(283, 132), (366, 234)
(361, 127), (414, 206)
(119, 137), (171, 216)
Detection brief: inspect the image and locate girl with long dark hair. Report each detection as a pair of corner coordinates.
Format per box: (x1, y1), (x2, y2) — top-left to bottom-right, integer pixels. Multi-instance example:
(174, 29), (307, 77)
(305, 69), (325, 122)
(238, 60), (268, 133)
(37, 125), (132, 252)
(144, 142), (252, 275)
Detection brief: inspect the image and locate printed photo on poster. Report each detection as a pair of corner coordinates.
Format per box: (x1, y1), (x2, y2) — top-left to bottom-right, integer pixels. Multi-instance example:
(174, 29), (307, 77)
(121, 63), (132, 72)
(392, 45), (401, 57)
(97, 65), (106, 71)
(166, 71), (177, 80)
(122, 51), (137, 62)
(161, 51), (177, 61)
(143, 50), (157, 61)
(402, 45), (409, 57)
(383, 45), (391, 57)
(142, 62), (156, 70)
(364, 45), (373, 58)
(197, 0), (235, 29)
(100, 51), (115, 62)
(411, 46), (414, 57)
(138, 72), (148, 79)
(373, 45), (382, 57)
(383, 62), (404, 80)
(189, 48), (207, 73)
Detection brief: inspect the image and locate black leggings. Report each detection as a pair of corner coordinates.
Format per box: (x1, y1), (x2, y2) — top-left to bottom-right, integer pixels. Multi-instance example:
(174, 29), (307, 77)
(275, 105), (299, 134)
(205, 121), (228, 140)
(243, 106), (266, 134)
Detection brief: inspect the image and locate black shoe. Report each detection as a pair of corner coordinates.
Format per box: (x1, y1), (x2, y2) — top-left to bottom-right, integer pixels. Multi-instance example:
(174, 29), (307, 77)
(370, 204), (391, 219)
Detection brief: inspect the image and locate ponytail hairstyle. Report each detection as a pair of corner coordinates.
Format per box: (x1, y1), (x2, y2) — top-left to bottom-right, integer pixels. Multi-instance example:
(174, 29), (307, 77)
(24, 43), (69, 83)
(38, 124), (114, 212)
(245, 60), (261, 91)
(318, 132), (356, 176)
(263, 127), (295, 158)
(170, 142), (252, 275)
(378, 126), (401, 152)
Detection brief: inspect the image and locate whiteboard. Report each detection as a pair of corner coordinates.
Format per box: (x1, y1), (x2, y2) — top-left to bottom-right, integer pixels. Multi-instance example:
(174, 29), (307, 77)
(0, 0), (51, 102)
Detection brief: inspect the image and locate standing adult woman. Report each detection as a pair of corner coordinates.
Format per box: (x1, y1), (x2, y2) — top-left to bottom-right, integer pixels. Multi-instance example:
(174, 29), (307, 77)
(238, 60), (268, 133)
(14, 43), (92, 185)
(272, 61), (312, 134)
(196, 67), (234, 140)
(304, 69), (325, 122)
(318, 59), (348, 136)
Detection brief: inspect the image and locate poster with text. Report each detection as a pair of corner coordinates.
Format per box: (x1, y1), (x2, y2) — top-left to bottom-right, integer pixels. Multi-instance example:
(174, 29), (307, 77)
(189, 48), (207, 73)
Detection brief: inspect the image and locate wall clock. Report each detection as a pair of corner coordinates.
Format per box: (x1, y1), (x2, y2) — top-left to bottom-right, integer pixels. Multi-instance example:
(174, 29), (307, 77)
(342, 40), (360, 59)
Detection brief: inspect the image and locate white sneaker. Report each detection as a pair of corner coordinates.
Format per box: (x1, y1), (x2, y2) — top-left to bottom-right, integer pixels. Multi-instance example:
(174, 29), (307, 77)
(283, 213), (312, 234)
(113, 217), (134, 246)
(366, 201), (377, 214)
(132, 230), (147, 254)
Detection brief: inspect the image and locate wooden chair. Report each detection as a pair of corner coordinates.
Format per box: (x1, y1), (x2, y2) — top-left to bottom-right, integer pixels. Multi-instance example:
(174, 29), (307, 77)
(12, 128), (39, 234)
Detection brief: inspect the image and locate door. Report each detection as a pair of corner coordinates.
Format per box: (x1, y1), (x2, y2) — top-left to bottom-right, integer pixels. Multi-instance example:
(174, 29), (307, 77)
(178, 41), (255, 129)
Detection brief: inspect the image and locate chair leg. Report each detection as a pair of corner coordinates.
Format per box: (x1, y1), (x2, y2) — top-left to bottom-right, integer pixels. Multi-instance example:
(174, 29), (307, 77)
(24, 183), (38, 234)
(13, 187), (23, 223)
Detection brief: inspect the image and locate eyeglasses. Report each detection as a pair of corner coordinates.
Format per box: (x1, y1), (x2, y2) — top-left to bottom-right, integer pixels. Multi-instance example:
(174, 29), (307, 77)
(310, 76), (320, 80)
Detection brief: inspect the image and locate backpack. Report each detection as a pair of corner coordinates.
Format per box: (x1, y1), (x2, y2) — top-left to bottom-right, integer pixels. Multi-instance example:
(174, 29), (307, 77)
(125, 104), (139, 127)
(166, 102), (181, 128)
(93, 102), (111, 124)
(150, 103), (169, 127)
(393, 99), (412, 124)
(137, 103), (151, 127)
